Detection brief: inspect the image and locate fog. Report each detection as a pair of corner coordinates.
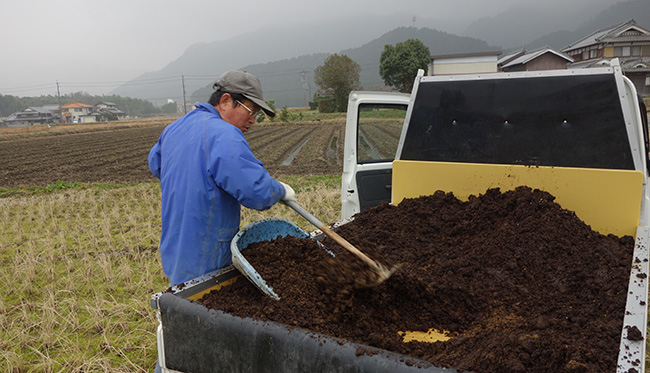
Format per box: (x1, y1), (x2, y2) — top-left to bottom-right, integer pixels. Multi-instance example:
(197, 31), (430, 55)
(0, 0), (615, 97)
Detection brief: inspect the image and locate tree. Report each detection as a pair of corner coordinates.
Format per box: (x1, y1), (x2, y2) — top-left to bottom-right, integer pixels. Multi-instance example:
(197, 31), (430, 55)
(257, 100), (275, 123)
(161, 102), (178, 114)
(314, 54), (361, 112)
(0, 92), (166, 117)
(380, 39), (430, 93)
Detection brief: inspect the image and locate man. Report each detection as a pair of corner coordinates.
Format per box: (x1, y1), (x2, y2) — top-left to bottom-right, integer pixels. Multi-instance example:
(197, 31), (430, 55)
(148, 70), (295, 286)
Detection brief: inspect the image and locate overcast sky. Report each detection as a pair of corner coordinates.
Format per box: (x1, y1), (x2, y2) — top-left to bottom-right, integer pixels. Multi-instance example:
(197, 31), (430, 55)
(0, 0), (600, 97)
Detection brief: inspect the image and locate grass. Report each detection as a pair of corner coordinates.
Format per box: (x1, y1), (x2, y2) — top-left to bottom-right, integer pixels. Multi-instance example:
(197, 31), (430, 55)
(0, 176), (341, 372)
(0, 182), (138, 199)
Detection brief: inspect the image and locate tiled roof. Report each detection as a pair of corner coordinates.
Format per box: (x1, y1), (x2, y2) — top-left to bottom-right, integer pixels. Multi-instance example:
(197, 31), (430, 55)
(562, 19), (650, 52)
(497, 49), (526, 66)
(501, 46), (573, 68)
(25, 106), (54, 114)
(621, 57), (650, 72)
(60, 102), (94, 109)
(568, 57), (650, 71)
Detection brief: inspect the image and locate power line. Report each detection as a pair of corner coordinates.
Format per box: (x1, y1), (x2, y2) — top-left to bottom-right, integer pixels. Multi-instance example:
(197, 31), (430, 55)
(0, 58), (379, 96)
(0, 75), (194, 94)
(59, 77), (182, 89)
(0, 67), (321, 95)
(1, 83), (59, 95)
(0, 67), (332, 102)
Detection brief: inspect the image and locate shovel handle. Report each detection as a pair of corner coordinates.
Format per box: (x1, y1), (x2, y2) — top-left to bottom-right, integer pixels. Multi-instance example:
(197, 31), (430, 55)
(284, 200), (377, 268)
(284, 200), (325, 227)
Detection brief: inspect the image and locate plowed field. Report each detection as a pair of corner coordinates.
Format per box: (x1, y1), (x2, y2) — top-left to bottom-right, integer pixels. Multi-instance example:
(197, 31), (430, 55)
(0, 121), (345, 188)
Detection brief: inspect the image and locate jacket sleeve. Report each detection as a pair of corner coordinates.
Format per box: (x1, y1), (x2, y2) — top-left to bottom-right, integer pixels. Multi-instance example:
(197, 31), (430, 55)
(148, 141), (162, 179)
(206, 134), (284, 211)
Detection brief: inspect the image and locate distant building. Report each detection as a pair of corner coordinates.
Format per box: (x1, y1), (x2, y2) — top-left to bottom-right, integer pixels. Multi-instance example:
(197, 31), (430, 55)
(60, 102), (94, 123)
(91, 102), (125, 122)
(562, 19), (650, 95)
(429, 51), (502, 75)
(58, 102), (126, 123)
(2, 105), (60, 127)
(498, 46), (573, 72)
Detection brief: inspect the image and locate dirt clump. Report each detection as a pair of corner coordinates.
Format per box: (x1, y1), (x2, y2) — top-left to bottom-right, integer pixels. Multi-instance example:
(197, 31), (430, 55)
(199, 186), (635, 373)
(314, 238), (398, 289)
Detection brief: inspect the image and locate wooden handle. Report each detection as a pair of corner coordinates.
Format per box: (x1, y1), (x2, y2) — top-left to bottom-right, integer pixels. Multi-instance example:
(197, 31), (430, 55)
(285, 200), (377, 268)
(319, 225), (377, 268)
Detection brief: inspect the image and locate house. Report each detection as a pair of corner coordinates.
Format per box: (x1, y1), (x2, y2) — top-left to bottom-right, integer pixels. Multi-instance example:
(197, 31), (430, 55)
(429, 51), (502, 76)
(78, 110), (106, 123)
(562, 19), (650, 95)
(93, 102), (125, 121)
(498, 46), (573, 72)
(95, 101), (118, 110)
(2, 105), (60, 127)
(60, 102), (94, 123)
(78, 107), (125, 123)
(58, 102), (126, 123)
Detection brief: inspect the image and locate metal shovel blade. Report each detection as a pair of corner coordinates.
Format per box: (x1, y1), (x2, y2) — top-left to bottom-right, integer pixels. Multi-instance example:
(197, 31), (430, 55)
(231, 218), (314, 300)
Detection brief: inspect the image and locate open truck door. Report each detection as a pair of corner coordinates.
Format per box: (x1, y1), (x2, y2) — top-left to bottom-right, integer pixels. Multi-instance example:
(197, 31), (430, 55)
(341, 91), (411, 221)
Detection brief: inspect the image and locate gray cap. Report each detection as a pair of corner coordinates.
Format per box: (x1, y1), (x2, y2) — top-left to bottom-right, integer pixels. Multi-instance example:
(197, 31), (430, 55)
(214, 70), (275, 117)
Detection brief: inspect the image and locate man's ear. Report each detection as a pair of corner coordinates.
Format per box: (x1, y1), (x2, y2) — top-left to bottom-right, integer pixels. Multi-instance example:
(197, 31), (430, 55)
(219, 93), (233, 107)
(216, 93), (236, 115)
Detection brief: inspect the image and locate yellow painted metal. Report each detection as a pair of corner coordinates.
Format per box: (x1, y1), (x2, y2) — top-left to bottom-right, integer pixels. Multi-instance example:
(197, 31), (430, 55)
(400, 328), (452, 343)
(186, 276), (241, 301)
(392, 160), (644, 237)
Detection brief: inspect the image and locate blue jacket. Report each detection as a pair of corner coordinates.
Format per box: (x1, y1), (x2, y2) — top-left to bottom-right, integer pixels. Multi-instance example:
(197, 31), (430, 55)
(148, 103), (284, 285)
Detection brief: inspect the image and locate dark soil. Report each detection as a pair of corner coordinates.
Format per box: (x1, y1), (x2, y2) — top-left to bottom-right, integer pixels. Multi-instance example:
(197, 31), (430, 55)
(0, 122), (344, 188)
(199, 186), (635, 373)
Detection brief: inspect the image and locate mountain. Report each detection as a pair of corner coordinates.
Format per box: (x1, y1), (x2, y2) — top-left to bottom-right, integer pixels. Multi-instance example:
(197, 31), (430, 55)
(461, 0), (615, 49)
(189, 27), (495, 108)
(110, 13), (451, 105)
(111, 0), (644, 108)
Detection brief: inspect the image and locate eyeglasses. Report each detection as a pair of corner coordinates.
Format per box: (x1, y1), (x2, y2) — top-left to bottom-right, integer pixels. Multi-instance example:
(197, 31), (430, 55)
(236, 100), (262, 119)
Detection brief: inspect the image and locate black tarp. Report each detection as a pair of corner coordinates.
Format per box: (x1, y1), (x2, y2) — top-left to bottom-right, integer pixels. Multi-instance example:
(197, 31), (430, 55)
(400, 73), (635, 170)
(158, 293), (455, 373)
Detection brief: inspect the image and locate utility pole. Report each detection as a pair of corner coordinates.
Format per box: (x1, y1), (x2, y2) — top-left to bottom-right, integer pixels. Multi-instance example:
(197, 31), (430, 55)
(301, 69), (309, 108)
(56, 81), (62, 123)
(182, 75), (187, 114)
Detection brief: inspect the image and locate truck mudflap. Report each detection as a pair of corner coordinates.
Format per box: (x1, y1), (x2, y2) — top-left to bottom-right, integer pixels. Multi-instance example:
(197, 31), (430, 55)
(157, 291), (455, 373)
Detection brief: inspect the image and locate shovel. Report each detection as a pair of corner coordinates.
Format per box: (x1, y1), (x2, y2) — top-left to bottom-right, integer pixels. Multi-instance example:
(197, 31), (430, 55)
(284, 200), (397, 285)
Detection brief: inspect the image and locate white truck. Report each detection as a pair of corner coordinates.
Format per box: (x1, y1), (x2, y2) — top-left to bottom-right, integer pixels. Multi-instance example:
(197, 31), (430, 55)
(151, 59), (649, 372)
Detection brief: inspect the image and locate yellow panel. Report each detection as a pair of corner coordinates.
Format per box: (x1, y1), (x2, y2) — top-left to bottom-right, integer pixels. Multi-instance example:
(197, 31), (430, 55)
(399, 328), (451, 343)
(392, 161), (644, 236)
(187, 276), (240, 301)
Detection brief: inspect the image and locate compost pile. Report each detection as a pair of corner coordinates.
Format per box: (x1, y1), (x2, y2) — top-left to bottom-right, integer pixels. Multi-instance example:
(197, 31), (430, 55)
(199, 186), (637, 373)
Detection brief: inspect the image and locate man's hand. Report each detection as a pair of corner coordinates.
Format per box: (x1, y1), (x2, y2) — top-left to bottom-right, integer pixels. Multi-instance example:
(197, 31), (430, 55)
(279, 181), (296, 203)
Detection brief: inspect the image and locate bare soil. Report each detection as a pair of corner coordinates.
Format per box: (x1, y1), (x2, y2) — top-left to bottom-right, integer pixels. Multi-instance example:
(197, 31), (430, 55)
(0, 122), (344, 188)
(199, 186), (637, 373)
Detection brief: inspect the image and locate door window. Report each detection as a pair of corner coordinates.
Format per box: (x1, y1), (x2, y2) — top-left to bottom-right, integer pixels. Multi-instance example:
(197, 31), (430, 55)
(357, 103), (407, 163)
